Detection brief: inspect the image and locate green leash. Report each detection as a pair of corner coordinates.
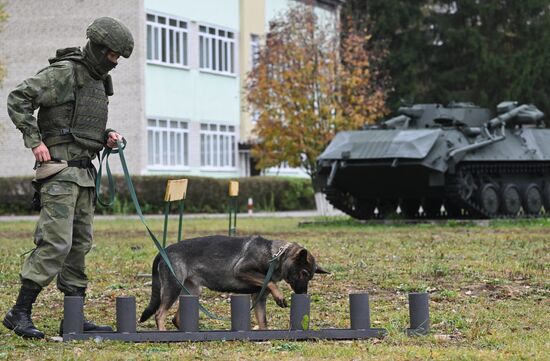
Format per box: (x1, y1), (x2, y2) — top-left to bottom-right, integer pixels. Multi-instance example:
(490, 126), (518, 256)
(95, 140), (224, 320)
(250, 244), (289, 310)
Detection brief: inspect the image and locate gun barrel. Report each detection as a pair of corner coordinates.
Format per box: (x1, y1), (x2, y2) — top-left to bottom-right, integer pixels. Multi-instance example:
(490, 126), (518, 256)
(384, 115), (411, 128)
(488, 104), (544, 128)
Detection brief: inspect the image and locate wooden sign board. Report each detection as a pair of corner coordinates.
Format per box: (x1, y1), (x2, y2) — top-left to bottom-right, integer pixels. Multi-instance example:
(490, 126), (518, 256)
(229, 181), (239, 197)
(164, 179), (188, 202)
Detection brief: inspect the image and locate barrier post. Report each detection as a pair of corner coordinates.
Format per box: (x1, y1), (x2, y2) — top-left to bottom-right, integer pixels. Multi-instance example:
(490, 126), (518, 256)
(230, 294), (251, 331)
(179, 295), (199, 332)
(349, 293), (371, 330)
(290, 294), (311, 330)
(116, 297), (137, 333)
(407, 292), (430, 335)
(63, 296), (84, 334)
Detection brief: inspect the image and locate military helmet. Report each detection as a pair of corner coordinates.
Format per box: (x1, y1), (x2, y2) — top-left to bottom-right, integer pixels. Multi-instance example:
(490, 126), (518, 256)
(86, 17), (134, 58)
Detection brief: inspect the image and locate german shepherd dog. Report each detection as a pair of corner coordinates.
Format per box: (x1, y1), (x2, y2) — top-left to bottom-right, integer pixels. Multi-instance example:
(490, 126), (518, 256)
(139, 235), (328, 330)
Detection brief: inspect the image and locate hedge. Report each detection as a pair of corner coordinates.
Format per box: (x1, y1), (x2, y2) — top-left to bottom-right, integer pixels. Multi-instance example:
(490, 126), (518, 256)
(0, 176), (315, 215)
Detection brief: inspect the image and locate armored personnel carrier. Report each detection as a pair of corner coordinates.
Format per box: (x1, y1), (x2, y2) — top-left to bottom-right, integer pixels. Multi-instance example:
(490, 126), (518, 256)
(317, 101), (548, 219)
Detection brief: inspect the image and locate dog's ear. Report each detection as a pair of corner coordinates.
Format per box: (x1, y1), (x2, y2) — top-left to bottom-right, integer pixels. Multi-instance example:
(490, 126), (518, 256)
(297, 249), (308, 265)
(315, 266), (330, 274)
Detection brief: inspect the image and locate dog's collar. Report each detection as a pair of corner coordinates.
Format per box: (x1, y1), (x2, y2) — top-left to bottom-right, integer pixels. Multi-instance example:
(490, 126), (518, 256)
(272, 244), (291, 260)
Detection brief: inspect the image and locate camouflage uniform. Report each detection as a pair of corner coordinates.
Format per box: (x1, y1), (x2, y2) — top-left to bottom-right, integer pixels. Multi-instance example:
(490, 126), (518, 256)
(8, 57), (108, 293)
(3, 17), (133, 339)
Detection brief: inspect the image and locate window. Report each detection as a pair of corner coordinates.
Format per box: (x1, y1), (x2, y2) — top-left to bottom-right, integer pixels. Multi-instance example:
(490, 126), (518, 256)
(250, 34), (260, 69)
(147, 118), (189, 168)
(147, 13), (188, 67)
(200, 123), (237, 169)
(199, 25), (236, 75)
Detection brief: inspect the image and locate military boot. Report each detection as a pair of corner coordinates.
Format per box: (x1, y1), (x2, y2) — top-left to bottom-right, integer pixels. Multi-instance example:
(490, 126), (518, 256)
(59, 287), (113, 335)
(3, 280), (45, 339)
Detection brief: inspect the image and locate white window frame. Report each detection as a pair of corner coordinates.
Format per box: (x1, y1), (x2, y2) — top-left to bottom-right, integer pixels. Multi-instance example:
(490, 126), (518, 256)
(199, 24), (236, 76)
(200, 123), (237, 170)
(250, 34), (260, 69)
(146, 12), (189, 68)
(147, 118), (190, 170)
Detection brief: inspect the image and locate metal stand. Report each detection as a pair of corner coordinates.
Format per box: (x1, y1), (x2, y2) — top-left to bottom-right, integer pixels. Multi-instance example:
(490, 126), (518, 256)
(116, 297), (136, 333)
(228, 181), (239, 236)
(62, 292), (387, 342)
(162, 179), (188, 247)
(63, 296), (84, 334)
(406, 292), (430, 336)
(290, 294), (310, 330)
(350, 293), (371, 329)
(231, 295), (251, 331)
(179, 295), (199, 332)
(228, 196), (238, 236)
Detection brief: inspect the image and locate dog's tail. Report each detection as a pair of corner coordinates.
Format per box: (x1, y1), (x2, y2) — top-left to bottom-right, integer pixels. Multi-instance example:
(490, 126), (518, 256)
(139, 254), (162, 323)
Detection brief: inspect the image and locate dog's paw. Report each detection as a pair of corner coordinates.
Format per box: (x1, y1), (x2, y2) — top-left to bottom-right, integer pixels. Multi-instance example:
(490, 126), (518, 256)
(275, 297), (288, 308)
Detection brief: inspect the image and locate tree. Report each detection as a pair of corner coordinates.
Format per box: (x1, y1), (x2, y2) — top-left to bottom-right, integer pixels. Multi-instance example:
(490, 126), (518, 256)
(427, 0), (550, 115)
(343, 0), (550, 115)
(341, 0), (431, 111)
(246, 2), (388, 188)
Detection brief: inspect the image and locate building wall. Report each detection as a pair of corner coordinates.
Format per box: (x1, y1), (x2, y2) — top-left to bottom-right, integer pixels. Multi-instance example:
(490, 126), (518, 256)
(144, 0), (241, 177)
(265, 0), (290, 24)
(0, 0), (146, 177)
(239, 0), (265, 143)
(0, 0), (340, 179)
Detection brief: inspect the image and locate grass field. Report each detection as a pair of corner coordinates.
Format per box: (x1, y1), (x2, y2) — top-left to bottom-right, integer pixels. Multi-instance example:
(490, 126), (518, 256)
(0, 216), (548, 360)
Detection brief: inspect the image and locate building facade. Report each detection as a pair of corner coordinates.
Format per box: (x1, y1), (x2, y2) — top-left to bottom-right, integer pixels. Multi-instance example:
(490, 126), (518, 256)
(0, 0), (342, 178)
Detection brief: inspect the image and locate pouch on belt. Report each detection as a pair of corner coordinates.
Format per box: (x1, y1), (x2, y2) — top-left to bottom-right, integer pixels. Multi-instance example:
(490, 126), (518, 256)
(34, 160), (68, 181)
(31, 160), (69, 211)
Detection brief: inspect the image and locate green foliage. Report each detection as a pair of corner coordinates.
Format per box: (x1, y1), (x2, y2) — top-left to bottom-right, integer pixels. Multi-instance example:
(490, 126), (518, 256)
(0, 176), (315, 215)
(0, 177), (36, 215)
(343, 0), (550, 115)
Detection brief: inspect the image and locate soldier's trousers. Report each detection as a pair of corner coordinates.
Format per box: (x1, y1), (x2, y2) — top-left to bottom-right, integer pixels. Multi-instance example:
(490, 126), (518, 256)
(21, 180), (95, 294)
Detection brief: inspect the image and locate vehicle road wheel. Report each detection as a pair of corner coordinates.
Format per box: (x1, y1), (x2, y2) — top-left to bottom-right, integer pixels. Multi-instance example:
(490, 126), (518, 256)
(522, 184), (542, 216)
(542, 183), (550, 214)
(478, 183), (499, 217)
(353, 199), (376, 220)
(443, 201), (462, 218)
(500, 183), (521, 216)
(422, 198), (442, 218)
(400, 199), (420, 218)
(377, 199), (398, 218)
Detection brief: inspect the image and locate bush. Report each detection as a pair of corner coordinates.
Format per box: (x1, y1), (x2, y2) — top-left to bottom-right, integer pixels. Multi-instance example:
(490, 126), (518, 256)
(0, 176), (315, 215)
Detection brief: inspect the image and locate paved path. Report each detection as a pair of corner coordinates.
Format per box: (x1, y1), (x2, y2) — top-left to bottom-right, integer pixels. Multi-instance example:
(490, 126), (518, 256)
(0, 210), (344, 222)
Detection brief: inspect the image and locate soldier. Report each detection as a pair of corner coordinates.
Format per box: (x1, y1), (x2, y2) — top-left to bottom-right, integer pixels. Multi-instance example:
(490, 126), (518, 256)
(2, 17), (134, 339)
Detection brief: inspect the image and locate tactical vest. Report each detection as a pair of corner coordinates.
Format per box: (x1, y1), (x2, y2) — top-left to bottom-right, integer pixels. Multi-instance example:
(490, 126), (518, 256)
(39, 61), (108, 153)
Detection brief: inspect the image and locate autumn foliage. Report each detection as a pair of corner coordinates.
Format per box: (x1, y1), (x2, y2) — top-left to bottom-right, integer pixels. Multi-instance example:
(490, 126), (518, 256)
(246, 3), (388, 183)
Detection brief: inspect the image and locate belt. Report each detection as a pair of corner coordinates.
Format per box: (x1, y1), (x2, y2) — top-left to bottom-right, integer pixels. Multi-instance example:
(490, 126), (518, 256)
(50, 157), (93, 169)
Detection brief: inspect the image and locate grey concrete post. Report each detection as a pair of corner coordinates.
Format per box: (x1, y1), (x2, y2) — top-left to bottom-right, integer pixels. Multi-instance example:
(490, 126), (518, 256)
(349, 293), (371, 330)
(290, 293), (310, 330)
(408, 292), (430, 335)
(231, 294), (251, 331)
(63, 296), (84, 334)
(179, 295), (199, 332)
(116, 296), (136, 333)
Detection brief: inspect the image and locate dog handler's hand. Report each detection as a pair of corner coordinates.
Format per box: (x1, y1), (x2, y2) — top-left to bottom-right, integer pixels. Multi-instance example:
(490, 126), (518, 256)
(32, 142), (51, 162)
(106, 131), (123, 149)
